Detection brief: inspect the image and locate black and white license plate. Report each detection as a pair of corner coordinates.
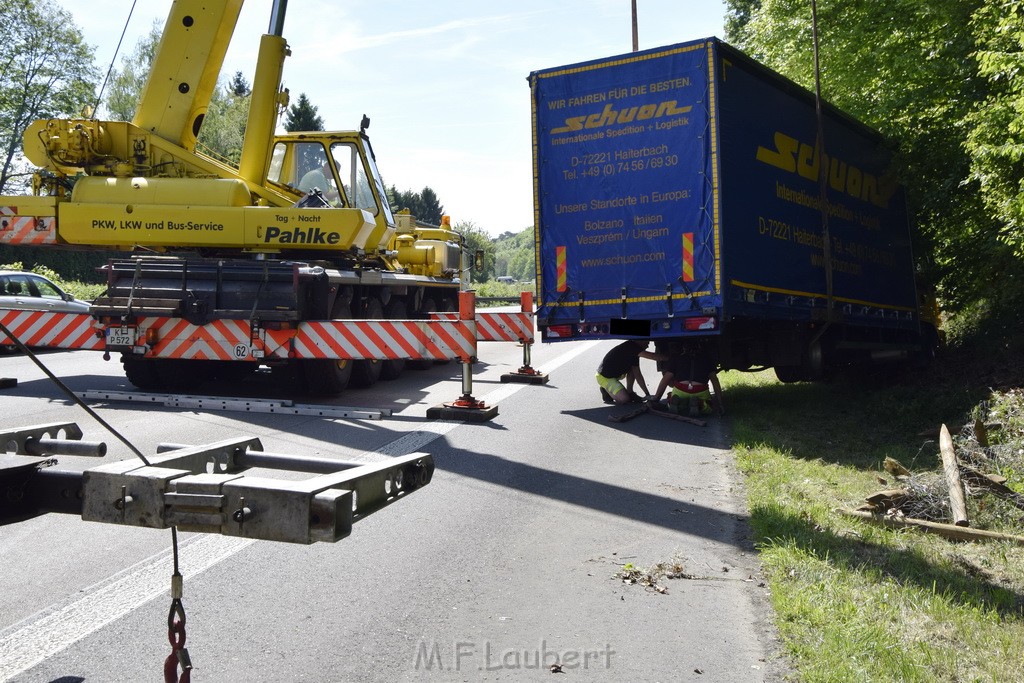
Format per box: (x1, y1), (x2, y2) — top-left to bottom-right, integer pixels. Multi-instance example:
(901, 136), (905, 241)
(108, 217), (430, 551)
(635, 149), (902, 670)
(105, 326), (136, 346)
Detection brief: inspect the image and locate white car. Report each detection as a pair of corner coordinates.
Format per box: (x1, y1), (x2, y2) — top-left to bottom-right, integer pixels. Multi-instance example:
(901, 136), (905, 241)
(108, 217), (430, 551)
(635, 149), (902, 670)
(0, 270), (91, 314)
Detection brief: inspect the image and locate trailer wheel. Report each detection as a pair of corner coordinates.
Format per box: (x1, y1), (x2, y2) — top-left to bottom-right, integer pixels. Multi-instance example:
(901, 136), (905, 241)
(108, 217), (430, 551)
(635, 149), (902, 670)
(380, 299), (407, 380)
(350, 296), (384, 387)
(304, 300), (354, 395)
(122, 355), (163, 391)
(773, 365), (804, 383)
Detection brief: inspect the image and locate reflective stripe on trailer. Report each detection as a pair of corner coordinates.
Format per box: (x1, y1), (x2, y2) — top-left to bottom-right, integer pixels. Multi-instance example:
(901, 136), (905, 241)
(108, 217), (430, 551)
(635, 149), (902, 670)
(0, 210), (58, 245)
(294, 319), (477, 361)
(0, 310), (103, 349)
(434, 310), (534, 343)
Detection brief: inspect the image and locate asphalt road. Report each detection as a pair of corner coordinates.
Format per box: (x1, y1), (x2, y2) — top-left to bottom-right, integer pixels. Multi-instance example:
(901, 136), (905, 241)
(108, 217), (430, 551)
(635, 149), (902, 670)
(0, 339), (785, 682)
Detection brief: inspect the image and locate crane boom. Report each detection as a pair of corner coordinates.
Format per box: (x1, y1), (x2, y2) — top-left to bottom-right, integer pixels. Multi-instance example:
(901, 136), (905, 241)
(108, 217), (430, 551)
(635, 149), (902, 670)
(133, 0), (244, 153)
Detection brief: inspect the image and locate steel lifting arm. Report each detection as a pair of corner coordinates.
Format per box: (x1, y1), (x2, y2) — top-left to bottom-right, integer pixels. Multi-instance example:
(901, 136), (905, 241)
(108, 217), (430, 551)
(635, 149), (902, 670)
(1, 423), (433, 543)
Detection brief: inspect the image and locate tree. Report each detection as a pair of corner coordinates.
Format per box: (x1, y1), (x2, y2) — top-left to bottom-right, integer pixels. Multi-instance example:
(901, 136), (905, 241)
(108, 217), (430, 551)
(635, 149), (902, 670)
(723, 0), (761, 44)
(103, 21), (161, 121)
(417, 187), (444, 225)
(196, 82), (250, 166)
(0, 0), (98, 193)
(228, 71), (251, 97)
(967, 2), (1024, 257)
(388, 185), (445, 225)
(283, 93), (324, 132)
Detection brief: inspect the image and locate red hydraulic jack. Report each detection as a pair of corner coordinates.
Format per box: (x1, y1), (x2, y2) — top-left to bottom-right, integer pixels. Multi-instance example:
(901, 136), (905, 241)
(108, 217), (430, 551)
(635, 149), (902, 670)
(500, 292), (548, 385)
(427, 291), (499, 422)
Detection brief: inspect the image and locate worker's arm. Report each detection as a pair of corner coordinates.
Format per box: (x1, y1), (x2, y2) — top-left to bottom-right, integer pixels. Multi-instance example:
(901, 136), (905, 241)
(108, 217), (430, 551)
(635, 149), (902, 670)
(652, 371), (674, 402)
(626, 365), (651, 399)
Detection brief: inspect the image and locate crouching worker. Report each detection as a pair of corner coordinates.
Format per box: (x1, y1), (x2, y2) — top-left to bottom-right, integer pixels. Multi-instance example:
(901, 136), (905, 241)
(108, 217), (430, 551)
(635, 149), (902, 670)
(653, 342), (724, 416)
(596, 339), (666, 404)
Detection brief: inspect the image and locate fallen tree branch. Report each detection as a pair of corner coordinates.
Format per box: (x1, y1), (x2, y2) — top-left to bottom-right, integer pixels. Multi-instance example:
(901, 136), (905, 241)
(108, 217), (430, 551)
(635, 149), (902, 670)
(960, 465), (1024, 512)
(837, 508), (1024, 546)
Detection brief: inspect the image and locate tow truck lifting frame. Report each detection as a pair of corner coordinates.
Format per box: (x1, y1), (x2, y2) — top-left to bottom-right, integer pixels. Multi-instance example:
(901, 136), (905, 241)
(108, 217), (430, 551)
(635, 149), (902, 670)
(0, 422), (433, 544)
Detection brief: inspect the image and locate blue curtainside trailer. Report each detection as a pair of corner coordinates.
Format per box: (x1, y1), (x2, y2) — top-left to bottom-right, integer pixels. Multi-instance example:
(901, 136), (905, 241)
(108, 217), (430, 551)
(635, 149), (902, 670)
(529, 37), (938, 381)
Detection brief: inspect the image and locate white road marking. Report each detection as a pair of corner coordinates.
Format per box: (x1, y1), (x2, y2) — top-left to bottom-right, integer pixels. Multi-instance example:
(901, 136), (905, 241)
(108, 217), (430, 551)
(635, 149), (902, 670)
(0, 340), (599, 681)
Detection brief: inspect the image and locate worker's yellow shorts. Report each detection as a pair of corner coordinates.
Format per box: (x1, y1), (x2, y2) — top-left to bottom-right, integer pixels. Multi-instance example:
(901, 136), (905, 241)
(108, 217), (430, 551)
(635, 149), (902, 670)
(595, 373), (625, 396)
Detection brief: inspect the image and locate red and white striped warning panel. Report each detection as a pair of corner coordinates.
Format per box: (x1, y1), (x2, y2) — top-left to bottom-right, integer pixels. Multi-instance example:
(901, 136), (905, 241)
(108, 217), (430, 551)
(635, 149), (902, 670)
(101, 317), (477, 362)
(133, 318), (272, 361)
(2, 311), (479, 362)
(0, 310), (103, 349)
(0, 208), (57, 245)
(433, 311), (534, 343)
(293, 319), (477, 361)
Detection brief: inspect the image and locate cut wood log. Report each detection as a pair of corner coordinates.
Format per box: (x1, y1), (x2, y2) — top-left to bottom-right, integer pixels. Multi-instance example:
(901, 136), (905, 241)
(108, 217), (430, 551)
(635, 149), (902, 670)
(838, 508), (1024, 546)
(960, 464), (1024, 512)
(940, 424), (970, 527)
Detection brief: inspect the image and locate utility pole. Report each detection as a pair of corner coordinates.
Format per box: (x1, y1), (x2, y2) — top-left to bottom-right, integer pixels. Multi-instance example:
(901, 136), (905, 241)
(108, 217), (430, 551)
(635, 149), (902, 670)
(631, 0), (638, 51)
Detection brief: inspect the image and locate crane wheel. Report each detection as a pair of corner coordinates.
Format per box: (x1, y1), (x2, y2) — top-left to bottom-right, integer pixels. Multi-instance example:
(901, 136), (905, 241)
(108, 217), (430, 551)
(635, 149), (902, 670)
(121, 355), (164, 391)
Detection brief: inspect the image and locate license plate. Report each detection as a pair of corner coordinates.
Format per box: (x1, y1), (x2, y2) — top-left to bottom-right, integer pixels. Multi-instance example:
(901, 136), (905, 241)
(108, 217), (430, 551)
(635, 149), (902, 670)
(106, 326), (136, 346)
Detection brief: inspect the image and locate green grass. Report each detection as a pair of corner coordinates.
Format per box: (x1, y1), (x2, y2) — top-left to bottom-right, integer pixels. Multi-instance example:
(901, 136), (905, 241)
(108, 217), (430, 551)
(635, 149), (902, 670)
(724, 368), (1024, 682)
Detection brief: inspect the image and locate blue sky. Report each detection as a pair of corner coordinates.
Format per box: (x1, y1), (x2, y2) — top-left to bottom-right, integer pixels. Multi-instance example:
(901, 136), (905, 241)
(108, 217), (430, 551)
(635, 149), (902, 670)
(55, 1), (726, 235)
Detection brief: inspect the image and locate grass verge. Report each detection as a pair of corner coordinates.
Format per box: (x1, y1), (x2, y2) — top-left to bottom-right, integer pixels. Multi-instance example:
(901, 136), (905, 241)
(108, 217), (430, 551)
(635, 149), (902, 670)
(724, 367), (1024, 682)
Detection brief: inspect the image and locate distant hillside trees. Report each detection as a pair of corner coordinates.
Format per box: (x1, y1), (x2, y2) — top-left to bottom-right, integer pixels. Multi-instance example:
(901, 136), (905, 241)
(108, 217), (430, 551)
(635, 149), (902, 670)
(494, 227), (536, 283)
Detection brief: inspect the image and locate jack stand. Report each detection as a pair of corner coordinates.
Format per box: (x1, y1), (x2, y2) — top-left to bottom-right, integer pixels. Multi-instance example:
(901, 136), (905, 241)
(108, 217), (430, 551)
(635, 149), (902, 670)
(501, 340), (548, 385)
(427, 291), (497, 422)
(427, 357), (498, 422)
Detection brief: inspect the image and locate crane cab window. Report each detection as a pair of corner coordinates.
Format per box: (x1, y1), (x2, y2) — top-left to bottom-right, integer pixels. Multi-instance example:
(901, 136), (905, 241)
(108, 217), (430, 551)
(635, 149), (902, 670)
(330, 143), (377, 216)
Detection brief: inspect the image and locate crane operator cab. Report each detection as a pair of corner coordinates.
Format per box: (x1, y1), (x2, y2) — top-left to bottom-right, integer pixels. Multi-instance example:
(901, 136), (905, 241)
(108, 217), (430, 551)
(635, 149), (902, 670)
(269, 135), (391, 222)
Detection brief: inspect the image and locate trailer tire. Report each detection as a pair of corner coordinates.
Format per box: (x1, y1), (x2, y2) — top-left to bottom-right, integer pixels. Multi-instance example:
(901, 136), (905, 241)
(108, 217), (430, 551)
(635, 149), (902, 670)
(380, 299), (407, 380)
(773, 365), (804, 383)
(303, 300), (354, 395)
(350, 296), (384, 387)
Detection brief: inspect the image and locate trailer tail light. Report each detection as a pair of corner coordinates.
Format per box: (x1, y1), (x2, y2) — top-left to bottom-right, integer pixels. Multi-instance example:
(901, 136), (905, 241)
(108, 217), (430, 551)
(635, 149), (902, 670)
(684, 316), (717, 331)
(546, 324), (574, 338)
(145, 327), (159, 345)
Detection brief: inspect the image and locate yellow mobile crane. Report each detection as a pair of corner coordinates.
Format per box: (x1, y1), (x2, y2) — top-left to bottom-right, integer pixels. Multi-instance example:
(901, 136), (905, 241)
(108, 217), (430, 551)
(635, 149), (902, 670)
(0, 0), (464, 394)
